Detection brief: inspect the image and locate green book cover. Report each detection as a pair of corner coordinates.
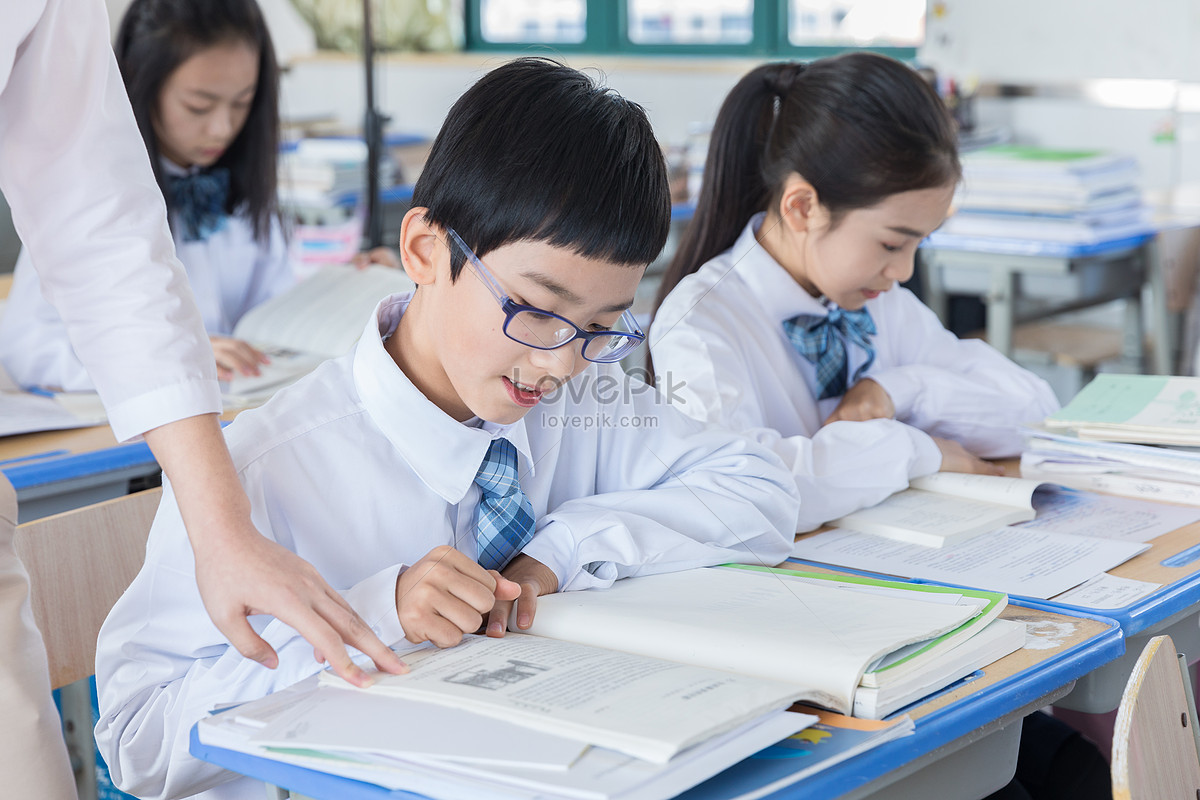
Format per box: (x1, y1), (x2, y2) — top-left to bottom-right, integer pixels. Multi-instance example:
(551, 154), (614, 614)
(725, 564), (1007, 683)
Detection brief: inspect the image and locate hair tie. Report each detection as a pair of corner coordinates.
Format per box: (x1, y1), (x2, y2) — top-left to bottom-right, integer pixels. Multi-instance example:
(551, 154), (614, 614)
(768, 62), (806, 99)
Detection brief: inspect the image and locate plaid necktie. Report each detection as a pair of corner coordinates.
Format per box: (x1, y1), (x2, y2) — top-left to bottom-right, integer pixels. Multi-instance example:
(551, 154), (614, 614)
(473, 438), (535, 571)
(783, 307), (877, 400)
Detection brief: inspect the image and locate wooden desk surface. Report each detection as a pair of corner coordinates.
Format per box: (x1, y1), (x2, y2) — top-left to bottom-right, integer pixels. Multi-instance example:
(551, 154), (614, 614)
(0, 408), (245, 465)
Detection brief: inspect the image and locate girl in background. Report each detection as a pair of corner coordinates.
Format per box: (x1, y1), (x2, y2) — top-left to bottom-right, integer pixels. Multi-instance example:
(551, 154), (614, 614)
(2, 0), (292, 385)
(650, 53), (1059, 534)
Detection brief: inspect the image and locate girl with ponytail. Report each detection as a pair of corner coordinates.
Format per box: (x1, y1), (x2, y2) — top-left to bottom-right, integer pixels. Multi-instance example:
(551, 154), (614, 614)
(650, 53), (1059, 533)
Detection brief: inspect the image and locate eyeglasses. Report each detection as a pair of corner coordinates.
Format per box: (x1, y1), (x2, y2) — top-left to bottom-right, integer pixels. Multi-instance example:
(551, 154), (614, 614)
(444, 227), (645, 364)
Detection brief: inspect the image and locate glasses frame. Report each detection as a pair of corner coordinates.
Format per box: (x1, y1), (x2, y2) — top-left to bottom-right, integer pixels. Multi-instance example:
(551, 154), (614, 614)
(444, 227), (645, 364)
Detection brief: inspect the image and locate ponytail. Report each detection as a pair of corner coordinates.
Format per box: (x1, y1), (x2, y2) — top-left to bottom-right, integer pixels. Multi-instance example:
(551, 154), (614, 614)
(653, 52), (959, 317)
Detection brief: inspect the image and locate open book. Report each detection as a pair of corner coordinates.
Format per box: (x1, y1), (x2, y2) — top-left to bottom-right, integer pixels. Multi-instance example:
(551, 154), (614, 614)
(330, 567), (1009, 728)
(222, 265), (413, 405)
(0, 364), (107, 437)
(830, 472), (1053, 547)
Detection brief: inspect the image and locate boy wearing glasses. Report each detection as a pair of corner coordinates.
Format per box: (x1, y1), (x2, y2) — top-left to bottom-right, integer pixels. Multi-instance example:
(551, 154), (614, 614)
(95, 57), (799, 800)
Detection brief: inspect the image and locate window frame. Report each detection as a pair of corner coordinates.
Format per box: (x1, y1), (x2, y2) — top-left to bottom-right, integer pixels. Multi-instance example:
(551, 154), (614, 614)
(464, 0), (920, 59)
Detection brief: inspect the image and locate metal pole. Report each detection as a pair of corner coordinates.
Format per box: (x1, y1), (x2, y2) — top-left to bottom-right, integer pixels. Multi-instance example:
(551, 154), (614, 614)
(362, 0), (385, 248)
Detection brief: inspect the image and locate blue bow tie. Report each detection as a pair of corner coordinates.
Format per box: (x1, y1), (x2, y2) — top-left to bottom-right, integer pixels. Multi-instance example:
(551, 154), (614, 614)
(168, 167), (230, 242)
(783, 306), (877, 400)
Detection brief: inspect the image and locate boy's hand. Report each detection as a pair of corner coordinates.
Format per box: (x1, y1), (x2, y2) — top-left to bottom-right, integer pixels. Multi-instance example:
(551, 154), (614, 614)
(395, 545), (520, 648)
(823, 378), (895, 425)
(933, 437), (1005, 476)
(486, 554), (558, 637)
(351, 246), (402, 270)
(210, 335), (269, 381)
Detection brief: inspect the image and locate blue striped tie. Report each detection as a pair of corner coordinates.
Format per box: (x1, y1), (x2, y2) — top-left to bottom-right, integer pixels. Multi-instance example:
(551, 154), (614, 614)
(473, 438), (535, 571)
(783, 307), (877, 400)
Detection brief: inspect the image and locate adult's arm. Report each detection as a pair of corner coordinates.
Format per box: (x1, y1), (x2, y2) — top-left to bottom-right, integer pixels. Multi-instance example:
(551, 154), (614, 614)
(0, 0), (400, 682)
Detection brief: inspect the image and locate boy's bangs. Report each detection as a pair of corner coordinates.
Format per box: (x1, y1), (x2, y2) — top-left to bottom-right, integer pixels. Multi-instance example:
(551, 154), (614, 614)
(413, 58), (671, 271)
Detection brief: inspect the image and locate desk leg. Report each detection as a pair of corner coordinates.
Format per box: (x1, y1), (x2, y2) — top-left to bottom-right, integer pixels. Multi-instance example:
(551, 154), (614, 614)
(986, 268), (1016, 357)
(921, 252), (950, 325)
(1124, 281), (1146, 371)
(1147, 236), (1175, 374)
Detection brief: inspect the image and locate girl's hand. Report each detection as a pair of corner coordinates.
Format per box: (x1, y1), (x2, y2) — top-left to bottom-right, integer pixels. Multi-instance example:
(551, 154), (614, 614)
(823, 378), (895, 425)
(210, 335), (269, 381)
(933, 437), (1005, 476)
(350, 246), (402, 270)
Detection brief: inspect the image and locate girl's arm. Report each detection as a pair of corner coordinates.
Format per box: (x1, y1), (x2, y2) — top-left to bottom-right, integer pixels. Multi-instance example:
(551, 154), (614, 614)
(868, 289), (1060, 458)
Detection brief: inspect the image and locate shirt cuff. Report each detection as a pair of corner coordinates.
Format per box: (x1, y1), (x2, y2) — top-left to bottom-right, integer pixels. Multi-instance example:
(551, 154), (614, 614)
(520, 523), (617, 593)
(868, 365), (924, 422)
(342, 563), (406, 650)
(105, 377), (222, 442)
(907, 426), (943, 478)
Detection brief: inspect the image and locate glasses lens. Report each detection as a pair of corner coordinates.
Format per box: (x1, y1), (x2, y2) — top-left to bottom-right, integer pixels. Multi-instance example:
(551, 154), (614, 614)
(582, 333), (641, 363)
(507, 310), (576, 349)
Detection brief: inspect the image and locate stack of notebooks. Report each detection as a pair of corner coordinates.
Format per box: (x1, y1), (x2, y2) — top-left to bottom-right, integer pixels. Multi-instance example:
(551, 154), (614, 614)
(937, 145), (1151, 244)
(197, 567), (1024, 800)
(1023, 373), (1200, 505)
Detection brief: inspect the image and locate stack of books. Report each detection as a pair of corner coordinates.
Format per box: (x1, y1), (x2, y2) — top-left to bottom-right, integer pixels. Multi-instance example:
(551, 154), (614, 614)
(938, 145), (1151, 244)
(1022, 374), (1200, 505)
(278, 137), (397, 223)
(197, 567), (1022, 799)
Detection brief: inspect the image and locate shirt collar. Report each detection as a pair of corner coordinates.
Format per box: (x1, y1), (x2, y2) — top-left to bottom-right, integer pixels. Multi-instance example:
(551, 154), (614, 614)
(352, 292), (535, 504)
(732, 212), (829, 323)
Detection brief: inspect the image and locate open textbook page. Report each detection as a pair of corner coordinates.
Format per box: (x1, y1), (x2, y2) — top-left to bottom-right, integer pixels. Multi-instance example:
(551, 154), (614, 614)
(721, 566), (1008, 689)
(792, 526), (1148, 599)
(323, 633), (806, 764)
(522, 567), (976, 713)
(223, 265), (413, 406)
(0, 363), (108, 436)
(197, 677), (820, 800)
(830, 472), (1050, 548)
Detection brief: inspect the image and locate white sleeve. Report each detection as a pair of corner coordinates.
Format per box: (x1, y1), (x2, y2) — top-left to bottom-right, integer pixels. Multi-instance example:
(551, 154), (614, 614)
(93, 479), (406, 800)
(520, 368), (801, 591)
(650, 314), (942, 534)
(245, 217), (296, 313)
(0, 0), (219, 440)
(868, 289), (1061, 459)
(0, 248), (92, 391)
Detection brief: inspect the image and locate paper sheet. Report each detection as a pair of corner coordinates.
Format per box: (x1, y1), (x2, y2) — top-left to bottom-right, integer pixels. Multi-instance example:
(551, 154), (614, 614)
(791, 527), (1148, 599)
(1049, 573), (1162, 609)
(1020, 487), (1200, 543)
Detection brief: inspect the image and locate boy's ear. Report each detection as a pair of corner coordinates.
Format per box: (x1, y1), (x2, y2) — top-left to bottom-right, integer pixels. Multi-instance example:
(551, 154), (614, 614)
(777, 173), (821, 234)
(398, 207), (442, 286)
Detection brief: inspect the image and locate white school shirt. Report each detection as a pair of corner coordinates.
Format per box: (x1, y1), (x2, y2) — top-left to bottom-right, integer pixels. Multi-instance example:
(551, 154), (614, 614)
(651, 214), (1060, 533)
(0, 0), (218, 440)
(95, 291), (799, 800)
(0, 166), (296, 391)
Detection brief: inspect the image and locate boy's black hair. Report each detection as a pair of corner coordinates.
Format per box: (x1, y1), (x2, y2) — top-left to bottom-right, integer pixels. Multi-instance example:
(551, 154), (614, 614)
(115, 0), (280, 243)
(412, 57), (671, 279)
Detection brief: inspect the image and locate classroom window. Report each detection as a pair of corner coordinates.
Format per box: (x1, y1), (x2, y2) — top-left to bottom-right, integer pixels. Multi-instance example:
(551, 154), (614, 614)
(627, 0), (754, 46)
(465, 0), (922, 56)
(787, 0), (924, 47)
(478, 0), (586, 44)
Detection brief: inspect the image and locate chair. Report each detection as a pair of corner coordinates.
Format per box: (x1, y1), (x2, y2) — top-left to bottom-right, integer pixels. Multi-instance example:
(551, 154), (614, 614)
(1112, 634), (1200, 799)
(14, 484), (161, 799)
